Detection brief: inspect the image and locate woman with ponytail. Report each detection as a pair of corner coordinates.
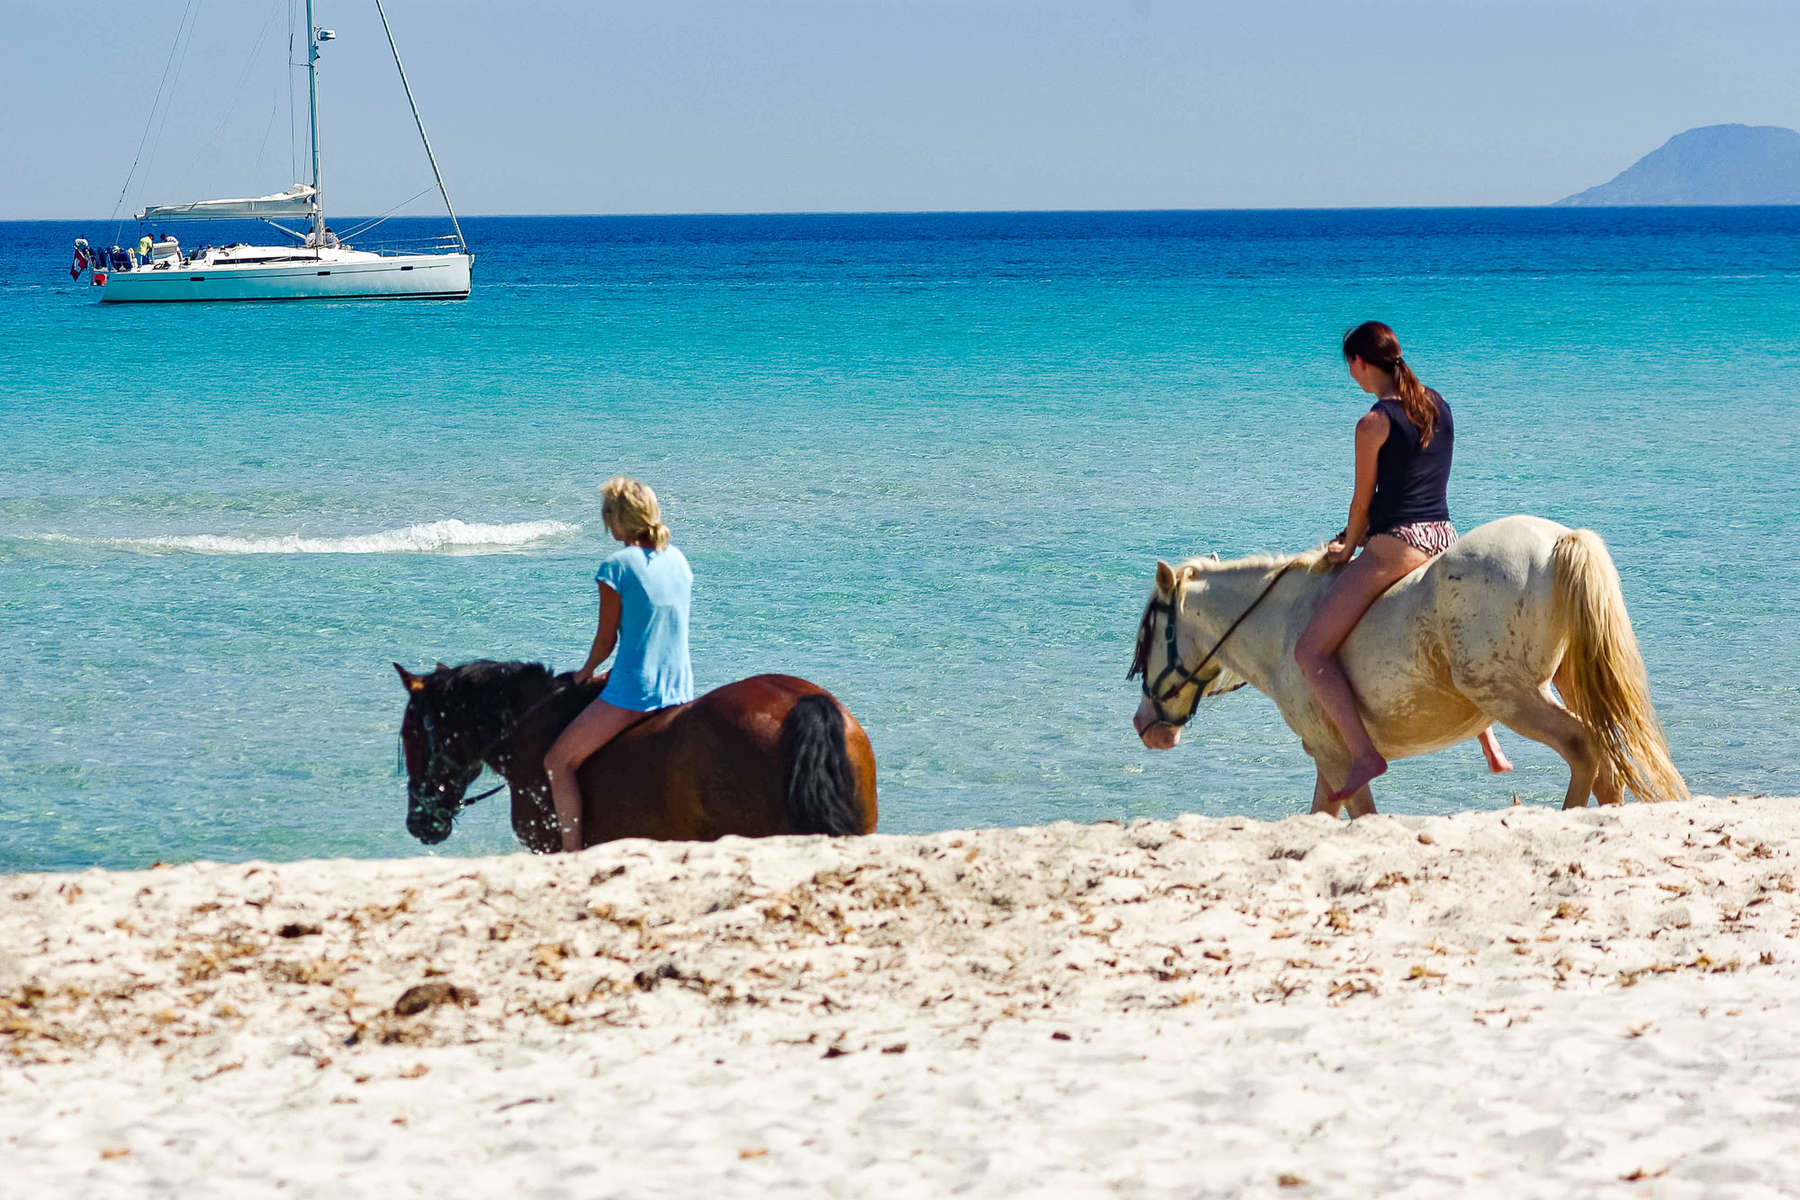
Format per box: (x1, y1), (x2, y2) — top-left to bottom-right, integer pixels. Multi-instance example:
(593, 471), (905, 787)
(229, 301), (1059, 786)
(545, 475), (693, 851)
(1294, 322), (1509, 807)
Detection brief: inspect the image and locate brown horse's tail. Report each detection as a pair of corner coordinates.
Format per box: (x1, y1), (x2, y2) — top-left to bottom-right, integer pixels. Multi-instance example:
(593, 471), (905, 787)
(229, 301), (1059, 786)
(782, 693), (863, 836)
(1550, 529), (1688, 802)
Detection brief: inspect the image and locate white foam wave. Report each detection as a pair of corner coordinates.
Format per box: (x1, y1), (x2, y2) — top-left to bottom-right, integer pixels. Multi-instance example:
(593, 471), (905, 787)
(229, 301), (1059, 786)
(35, 519), (580, 556)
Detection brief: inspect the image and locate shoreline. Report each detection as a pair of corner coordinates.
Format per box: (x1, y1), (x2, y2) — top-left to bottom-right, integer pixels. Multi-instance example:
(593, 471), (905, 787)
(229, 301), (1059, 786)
(5, 794), (1798, 1196)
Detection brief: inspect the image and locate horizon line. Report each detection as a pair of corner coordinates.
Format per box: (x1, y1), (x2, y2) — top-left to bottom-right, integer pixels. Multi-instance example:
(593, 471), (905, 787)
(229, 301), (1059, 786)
(10, 202), (1800, 224)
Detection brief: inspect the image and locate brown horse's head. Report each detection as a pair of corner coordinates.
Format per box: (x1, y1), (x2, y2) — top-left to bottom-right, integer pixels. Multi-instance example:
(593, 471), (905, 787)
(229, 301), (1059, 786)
(395, 662), (504, 845)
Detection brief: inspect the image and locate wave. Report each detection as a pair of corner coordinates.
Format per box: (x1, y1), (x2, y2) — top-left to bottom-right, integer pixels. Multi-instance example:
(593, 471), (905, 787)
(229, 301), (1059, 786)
(32, 519), (580, 556)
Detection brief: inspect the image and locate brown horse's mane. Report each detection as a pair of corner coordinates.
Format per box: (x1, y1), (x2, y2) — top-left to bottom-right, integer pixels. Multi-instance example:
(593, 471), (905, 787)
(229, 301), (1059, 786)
(437, 658), (558, 695)
(398, 660), (577, 779)
(430, 660), (579, 728)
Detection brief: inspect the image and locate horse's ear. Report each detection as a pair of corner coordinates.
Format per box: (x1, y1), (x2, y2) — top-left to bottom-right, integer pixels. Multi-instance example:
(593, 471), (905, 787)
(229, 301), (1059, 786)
(1154, 560), (1177, 595)
(435, 661), (449, 673)
(1209, 551), (1221, 562)
(393, 662), (425, 694)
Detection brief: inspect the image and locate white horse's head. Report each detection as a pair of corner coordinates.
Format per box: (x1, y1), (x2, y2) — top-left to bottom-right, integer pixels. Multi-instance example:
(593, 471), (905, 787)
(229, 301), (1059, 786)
(1128, 555), (1248, 749)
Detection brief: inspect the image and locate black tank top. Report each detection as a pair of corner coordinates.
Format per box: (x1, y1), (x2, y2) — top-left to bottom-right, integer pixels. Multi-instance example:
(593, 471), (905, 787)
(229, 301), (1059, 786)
(1367, 390), (1452, 534)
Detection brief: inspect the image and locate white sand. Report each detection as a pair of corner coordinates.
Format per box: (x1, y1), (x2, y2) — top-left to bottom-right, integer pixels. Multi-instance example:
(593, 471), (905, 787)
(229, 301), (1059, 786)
(4, 794), (1798, 1198)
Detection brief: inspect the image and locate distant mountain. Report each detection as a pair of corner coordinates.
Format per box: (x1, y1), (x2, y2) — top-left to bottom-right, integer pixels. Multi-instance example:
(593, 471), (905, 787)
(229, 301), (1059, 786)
(1555, 124), (1800, 206)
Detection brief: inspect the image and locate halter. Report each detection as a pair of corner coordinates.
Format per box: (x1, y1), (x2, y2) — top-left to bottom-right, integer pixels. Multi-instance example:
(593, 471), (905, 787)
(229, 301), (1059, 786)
(1132, 562), (1296, 728)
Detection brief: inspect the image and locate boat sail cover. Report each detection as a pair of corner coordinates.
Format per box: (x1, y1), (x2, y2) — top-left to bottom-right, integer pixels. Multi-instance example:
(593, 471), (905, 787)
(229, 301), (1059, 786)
(135, 184), (318, 222)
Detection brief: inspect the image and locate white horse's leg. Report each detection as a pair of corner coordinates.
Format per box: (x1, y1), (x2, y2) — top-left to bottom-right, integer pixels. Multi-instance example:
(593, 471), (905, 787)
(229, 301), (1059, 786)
(1311, 758), (1377, 818)
(1555, 664), (1623, 806)
(1591, 753), (1623, 806)
(1482, 684), (1599, 809)
(1311, 767), (1340, 817)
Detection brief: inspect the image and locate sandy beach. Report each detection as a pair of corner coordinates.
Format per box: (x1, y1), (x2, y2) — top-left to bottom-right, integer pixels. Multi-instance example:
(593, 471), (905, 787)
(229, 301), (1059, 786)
(5, 793), (1798, 1198)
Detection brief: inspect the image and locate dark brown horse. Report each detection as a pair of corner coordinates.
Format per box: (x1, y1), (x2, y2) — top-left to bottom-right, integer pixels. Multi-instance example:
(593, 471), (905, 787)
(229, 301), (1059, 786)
(394, 660), (877, 852)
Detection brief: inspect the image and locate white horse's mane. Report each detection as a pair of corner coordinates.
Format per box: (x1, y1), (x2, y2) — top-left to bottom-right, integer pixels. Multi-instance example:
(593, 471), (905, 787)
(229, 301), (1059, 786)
(1177, 544), (1335, 579)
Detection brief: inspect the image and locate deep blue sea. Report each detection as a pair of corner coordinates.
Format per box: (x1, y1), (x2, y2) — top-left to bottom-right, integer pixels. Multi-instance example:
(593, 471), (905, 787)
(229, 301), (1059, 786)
(3, 209), (1797, 873)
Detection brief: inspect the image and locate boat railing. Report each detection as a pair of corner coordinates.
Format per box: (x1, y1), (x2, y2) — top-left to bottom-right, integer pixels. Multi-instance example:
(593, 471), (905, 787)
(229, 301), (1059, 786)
(339, 233), (468, 256)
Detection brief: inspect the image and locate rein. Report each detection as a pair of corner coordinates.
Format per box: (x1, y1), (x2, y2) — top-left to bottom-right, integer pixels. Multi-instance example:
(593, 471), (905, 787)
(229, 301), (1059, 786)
(462, 780), (508, 804)
(1138, 561), (1296, 727)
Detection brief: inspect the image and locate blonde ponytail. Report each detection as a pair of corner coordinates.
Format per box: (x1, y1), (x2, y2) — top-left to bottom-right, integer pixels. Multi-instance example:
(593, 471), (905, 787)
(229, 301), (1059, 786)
(599, 476), (671, 549)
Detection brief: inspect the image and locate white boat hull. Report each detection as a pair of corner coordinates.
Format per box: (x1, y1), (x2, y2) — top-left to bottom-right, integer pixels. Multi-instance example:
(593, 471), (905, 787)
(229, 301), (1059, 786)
(97, 251), (471, 303)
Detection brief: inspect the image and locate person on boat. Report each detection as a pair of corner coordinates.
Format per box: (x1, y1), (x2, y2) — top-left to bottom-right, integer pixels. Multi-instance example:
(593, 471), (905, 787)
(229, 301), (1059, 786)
(544, 476), (694, 852)
(136, 234), (153, 265)
(1294, 321), (1510, 806)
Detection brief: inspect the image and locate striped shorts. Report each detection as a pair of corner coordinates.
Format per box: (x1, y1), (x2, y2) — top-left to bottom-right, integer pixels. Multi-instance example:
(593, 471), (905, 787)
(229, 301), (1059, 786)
(1378, 520), (1458, 556)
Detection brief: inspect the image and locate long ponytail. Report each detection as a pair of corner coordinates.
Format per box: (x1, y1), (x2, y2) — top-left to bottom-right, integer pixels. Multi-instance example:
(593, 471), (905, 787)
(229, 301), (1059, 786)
(1342, 321), (1437, 447)
(1390, 356), (1437, 448)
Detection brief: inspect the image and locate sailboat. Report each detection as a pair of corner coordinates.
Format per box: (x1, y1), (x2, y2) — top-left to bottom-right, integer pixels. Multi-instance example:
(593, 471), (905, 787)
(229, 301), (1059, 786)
(92, 1), (471, 303)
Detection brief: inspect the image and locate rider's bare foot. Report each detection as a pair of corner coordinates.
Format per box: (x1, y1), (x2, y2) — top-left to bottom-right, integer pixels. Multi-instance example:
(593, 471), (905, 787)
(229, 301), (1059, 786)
(1479, 729), (1513, 774)
(1330, 754), (1387, 808)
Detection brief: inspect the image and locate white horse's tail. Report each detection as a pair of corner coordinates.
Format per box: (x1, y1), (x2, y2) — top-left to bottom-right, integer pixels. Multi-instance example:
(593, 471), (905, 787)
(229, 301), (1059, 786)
(1550, 529), (1688, 802)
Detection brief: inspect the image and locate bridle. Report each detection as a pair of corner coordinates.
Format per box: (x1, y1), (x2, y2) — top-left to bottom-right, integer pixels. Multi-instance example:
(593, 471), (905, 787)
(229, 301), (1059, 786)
(1131, 561), (1296, 728)
(407, 680), (579, 810)
(409, 711), (506, 808)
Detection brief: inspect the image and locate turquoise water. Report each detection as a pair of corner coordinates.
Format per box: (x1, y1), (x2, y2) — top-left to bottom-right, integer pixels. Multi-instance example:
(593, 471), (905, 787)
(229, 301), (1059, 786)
(3, 210), (1797, 872)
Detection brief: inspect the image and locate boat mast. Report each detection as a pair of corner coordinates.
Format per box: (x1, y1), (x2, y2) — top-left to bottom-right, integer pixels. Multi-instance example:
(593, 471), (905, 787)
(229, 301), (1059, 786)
(373, 0), (468, 255)
(305, 0), (327, 248)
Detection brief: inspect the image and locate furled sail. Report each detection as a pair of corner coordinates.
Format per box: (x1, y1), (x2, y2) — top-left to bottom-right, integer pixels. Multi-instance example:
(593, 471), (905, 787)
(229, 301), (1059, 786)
(135, 185), (318, 222)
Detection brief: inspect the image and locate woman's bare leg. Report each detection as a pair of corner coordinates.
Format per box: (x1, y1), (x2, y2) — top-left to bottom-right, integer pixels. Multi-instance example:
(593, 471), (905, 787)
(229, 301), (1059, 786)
(1294, 536), (1429, 807)
(1478, 727), (1513, 773)
(544, 697), (648, 853)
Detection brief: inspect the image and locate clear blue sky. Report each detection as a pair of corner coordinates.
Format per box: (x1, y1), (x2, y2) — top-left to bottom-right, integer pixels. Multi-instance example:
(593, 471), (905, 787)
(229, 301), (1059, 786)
(2, 0), (1794, 219)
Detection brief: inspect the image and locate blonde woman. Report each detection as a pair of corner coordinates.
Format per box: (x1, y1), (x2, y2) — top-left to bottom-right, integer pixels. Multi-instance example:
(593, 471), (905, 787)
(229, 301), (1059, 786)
(545, 477), (693, 852)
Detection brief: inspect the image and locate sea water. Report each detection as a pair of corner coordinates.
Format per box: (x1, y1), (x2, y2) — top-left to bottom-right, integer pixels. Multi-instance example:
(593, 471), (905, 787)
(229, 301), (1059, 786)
(2, 209), (1797, 872)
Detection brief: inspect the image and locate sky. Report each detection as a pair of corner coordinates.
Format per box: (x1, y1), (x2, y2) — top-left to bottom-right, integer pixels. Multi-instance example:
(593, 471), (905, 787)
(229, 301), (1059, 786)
(1, 0), (1795, 219)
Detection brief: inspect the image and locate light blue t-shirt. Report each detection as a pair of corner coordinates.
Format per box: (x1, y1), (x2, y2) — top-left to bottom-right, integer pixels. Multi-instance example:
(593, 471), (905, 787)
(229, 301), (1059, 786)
(595, 545), (693, 712)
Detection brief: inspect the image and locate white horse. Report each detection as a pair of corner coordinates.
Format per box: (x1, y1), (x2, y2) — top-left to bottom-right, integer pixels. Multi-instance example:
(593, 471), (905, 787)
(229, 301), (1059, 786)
(1128, 516), (1687, 816)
